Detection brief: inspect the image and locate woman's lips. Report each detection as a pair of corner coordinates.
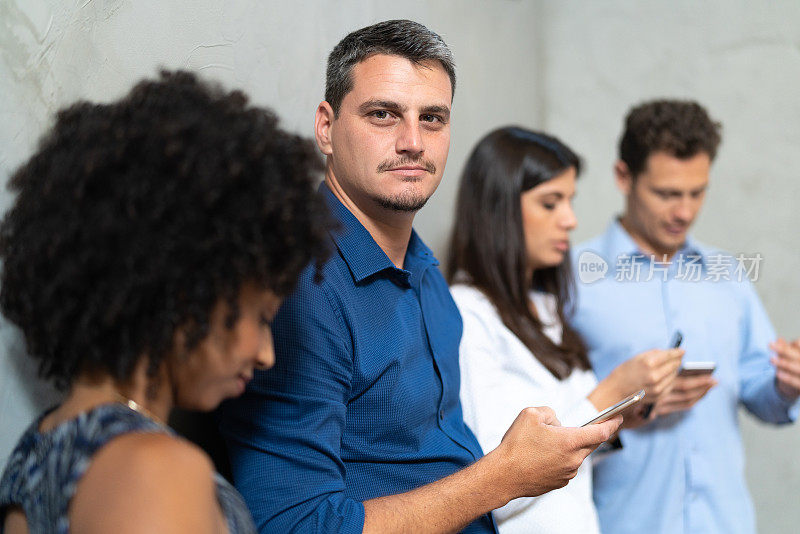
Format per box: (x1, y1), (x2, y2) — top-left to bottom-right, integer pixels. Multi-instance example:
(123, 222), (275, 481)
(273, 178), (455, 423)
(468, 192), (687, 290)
(236, 374), (252, 394)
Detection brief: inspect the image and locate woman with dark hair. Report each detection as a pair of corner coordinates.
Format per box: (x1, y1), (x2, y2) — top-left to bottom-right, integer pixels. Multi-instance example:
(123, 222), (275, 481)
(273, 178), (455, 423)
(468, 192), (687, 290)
(447, 126), (683, 533)
(0, 71), (330, 533)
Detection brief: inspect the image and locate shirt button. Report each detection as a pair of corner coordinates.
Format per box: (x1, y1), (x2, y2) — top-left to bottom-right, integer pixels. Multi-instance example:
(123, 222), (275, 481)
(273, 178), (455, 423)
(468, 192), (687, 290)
(439, 410), (444, 420)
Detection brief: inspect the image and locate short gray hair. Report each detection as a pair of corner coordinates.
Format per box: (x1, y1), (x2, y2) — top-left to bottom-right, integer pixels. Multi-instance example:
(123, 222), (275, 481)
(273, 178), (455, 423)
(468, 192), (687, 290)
(325, 20), (456, 115)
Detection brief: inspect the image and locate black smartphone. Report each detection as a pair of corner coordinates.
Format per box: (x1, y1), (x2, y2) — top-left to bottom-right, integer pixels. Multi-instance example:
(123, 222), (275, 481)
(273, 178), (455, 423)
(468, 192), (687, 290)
(669, 331), (683, 350)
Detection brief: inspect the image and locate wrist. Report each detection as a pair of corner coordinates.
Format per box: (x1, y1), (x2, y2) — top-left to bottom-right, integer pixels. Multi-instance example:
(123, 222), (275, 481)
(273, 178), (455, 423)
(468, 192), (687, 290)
(478, 446), (518, 508)
(776, 379), (800, 403)
(589, 372), (625, 411)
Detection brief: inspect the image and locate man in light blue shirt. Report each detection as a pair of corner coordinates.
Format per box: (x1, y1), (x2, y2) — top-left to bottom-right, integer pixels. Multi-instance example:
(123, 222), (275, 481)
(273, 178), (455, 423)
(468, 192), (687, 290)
(571, 99), (800, 534)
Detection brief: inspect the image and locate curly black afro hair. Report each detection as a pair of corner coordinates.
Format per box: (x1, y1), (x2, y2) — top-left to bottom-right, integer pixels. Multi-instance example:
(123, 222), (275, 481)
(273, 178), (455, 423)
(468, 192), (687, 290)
(0, 70), (331, 390)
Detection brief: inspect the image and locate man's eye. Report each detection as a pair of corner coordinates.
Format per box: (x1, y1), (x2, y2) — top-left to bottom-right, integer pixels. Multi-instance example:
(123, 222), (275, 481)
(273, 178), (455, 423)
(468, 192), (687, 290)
(371, 110), (390, 119)
(542, 203), (556, 211)
(421, 114), (440, 123)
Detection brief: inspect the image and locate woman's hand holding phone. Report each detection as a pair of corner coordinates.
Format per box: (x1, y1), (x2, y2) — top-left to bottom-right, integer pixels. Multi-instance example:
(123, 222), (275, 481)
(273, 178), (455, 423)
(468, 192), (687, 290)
(588, 347), (684, 416)
(638, 331), (684, 419)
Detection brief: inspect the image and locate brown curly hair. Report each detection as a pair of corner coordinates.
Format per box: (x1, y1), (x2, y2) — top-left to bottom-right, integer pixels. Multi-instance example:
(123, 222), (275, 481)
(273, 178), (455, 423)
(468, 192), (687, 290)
(619, 99), (722, 177)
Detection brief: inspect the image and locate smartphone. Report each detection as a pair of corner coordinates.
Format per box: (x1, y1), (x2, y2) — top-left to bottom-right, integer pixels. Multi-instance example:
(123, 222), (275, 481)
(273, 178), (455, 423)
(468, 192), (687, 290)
(581, 389), (646, 427)
(641, 331), (684, 418)
(678, 361), (716, 376)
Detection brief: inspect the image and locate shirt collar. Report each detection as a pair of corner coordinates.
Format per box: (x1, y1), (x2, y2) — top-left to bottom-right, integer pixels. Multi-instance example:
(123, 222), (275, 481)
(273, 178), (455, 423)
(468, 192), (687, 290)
(603, 217), (706, 264)
(321, 183), (438, 285)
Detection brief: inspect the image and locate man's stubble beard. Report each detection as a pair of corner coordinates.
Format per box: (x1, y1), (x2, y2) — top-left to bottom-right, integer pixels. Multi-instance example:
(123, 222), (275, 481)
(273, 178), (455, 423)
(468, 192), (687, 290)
(374, 188), (430, 212)
(373, 156), (438, 212)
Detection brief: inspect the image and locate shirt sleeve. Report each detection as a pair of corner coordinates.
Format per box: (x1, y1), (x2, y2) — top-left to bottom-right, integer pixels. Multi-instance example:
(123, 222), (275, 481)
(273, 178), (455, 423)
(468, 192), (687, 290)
(737, 279), (800, 423)
(455, 288), (596, 522)
(217, 266), (365, 533)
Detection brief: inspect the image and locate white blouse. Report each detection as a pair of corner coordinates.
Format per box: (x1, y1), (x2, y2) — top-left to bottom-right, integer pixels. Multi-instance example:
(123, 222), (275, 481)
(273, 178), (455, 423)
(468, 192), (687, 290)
(452, 283), (601, 534)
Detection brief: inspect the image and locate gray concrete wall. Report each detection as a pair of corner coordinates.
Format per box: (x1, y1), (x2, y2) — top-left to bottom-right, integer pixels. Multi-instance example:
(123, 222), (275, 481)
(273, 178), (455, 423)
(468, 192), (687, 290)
(1, 1), (798, 532)
(0, 0), (542, 469)
(538, 3), (800, 532)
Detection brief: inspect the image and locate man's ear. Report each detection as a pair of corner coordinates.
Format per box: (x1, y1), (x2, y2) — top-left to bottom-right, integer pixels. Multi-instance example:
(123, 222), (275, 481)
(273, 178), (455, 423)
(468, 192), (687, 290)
(314, 101), (335, 156)
(614, 160), (634, 195)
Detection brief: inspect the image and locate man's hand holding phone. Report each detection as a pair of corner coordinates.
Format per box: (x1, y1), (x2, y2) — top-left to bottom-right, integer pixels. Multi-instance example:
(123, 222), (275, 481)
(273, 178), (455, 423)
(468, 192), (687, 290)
(650, 372), (717, 416)
(581, 390), (646, 427)
(490, 406), (622, 500)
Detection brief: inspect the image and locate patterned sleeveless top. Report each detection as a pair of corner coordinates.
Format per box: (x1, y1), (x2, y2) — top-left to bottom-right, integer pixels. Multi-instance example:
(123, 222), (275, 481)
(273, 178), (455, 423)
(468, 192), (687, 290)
(0, 403), (256, 534)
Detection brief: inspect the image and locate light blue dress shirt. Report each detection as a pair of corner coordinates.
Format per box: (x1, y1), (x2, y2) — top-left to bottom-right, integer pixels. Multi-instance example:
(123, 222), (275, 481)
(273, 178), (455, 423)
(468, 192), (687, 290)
(570, 220), (799, 534)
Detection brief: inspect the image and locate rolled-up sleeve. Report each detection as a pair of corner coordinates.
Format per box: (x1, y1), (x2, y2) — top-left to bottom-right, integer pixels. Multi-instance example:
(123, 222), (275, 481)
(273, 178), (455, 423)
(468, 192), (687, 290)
(737, 280), (800, 423)
(218, 266), (364, 533)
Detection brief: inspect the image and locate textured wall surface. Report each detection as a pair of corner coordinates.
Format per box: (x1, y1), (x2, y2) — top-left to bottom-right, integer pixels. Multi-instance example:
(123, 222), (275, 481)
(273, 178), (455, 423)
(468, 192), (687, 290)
(539, 2), (800, 532)
(1, 1), (798, 532)
(0, 0), (541, 463)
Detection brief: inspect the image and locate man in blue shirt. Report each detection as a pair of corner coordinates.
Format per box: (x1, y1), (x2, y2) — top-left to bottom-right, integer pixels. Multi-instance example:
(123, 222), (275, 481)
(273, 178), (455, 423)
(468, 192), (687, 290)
(218, 19), (621, 534)
(571, 99), (800, 534)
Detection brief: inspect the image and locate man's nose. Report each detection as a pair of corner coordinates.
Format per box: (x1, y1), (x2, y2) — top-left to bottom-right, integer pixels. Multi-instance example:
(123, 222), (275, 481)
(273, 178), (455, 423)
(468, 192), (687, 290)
(396, 120), (424, 155)
(673, 197), (695, 222)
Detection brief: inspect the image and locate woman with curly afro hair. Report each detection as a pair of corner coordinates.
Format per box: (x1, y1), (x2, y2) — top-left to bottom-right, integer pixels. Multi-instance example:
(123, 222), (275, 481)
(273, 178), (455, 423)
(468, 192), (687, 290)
(0, 70), (331, 534)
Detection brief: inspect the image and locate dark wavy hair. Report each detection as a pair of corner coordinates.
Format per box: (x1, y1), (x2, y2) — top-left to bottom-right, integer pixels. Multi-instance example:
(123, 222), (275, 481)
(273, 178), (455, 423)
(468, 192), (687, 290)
(446, 126), (589, 379)
(0, 70), (331, 390)
(620, 99), (722, 177)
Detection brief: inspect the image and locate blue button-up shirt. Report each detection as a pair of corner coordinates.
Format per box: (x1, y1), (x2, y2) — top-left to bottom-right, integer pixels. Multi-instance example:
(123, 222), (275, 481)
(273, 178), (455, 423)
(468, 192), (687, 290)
(218, 184), (495, 533)
(570, 220), (799, 534)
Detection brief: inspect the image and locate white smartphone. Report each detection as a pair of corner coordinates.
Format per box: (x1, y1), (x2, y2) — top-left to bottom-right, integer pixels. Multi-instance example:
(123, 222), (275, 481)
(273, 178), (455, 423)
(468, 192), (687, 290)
(678, 362), (716, 376)
(581, 389), (646, 427)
